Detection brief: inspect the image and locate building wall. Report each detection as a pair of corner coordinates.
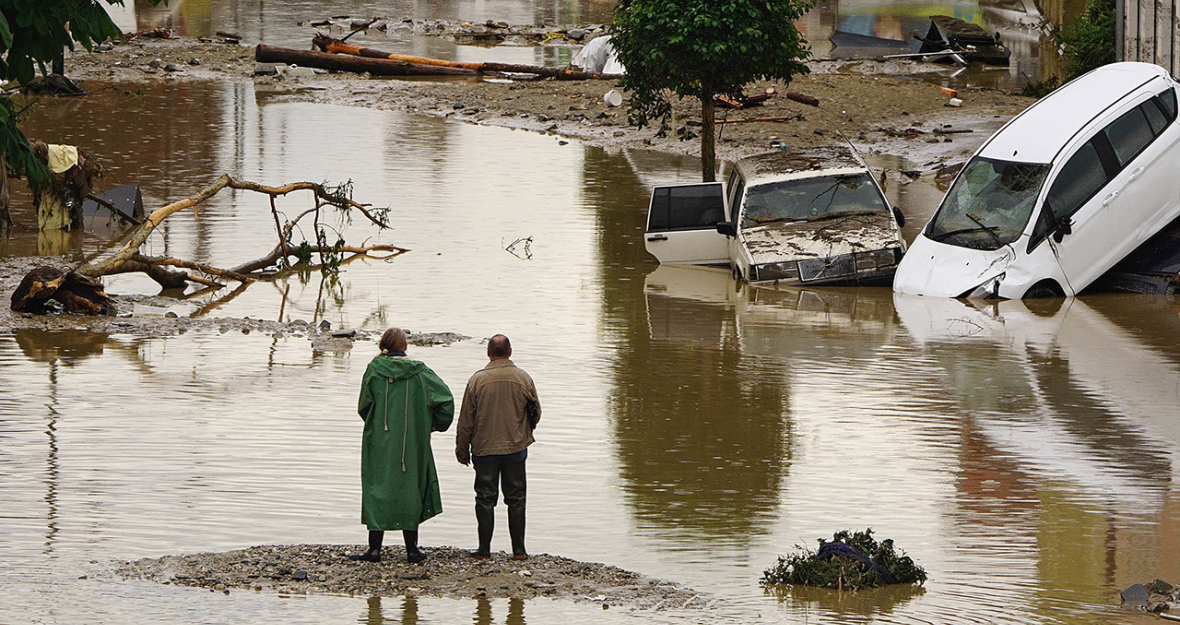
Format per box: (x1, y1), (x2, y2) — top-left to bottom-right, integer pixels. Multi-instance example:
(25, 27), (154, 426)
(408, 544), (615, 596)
(1121, 0), (1180, 75)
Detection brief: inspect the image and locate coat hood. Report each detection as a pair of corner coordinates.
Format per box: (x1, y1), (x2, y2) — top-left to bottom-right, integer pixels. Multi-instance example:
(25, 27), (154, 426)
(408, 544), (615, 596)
(368, 355), (428, 380)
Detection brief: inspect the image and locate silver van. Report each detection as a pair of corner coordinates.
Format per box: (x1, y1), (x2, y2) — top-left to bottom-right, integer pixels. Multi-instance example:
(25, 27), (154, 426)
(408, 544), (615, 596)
(894, 62), (1180, 298)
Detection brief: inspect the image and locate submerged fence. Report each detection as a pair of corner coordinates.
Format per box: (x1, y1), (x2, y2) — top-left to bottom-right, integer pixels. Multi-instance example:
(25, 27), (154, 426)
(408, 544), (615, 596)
(1119, 0), (1180, 75)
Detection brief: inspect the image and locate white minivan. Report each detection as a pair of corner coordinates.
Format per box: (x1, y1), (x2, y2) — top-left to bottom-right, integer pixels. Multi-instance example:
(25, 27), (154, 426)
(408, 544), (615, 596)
(894, 62), (1180, 299)
(645, 146), (907, 286)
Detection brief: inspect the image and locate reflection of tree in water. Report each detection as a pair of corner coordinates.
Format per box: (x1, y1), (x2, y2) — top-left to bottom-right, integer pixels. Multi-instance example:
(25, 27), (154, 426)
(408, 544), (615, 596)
(581, 145), (790, 544)
(768, 583), (926, 617)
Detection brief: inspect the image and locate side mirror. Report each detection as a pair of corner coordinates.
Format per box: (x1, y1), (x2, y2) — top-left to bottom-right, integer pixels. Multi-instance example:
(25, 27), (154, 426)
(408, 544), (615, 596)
(1052, 217), (1073, 243)
(892, 206), (906, 228)
(716, 221), (737, 237)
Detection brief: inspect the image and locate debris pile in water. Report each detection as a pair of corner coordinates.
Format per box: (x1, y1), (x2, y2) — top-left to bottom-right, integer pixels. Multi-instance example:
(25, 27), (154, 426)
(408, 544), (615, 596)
(761, 529), (927, 590)
(1120, 579), (1180, 613)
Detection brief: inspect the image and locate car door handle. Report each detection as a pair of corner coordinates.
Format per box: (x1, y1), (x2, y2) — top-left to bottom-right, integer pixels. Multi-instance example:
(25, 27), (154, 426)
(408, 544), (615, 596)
(1128, 167), (1144, 181)
(647, 234), (668, 242)
(1102, 190), (1119, 206)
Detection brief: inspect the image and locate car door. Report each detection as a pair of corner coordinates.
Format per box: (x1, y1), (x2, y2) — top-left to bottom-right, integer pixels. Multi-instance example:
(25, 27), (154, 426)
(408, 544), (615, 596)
(644, 183), (729, 265)
(1122, 89), (1180, 236)
(1048, 100), (1157, 292)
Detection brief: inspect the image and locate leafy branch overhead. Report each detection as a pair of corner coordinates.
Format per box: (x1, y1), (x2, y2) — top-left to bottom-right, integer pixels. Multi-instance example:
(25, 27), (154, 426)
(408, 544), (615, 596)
(0, 1), (166, 186)
(610, 0), (815, 181)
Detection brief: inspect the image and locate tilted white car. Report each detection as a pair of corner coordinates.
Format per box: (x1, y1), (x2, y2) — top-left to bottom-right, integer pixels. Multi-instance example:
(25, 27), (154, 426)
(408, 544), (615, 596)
(644, 146), (907, 286)
(894, 62), (1180, 299)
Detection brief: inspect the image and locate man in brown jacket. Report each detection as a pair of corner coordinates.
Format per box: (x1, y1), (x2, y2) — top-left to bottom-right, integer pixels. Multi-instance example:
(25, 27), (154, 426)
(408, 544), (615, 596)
(456, 334), (541, 560)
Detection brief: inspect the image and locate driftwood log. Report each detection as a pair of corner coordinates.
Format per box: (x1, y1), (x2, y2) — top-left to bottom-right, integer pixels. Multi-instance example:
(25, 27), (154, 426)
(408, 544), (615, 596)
(4, 175), (410, 315)
(11, 266), (112, 314)
(255, 44), (478, 76)
(311, 35), (622, 80)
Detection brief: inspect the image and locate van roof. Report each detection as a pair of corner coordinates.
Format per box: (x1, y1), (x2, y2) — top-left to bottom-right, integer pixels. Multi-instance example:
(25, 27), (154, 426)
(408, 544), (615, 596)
(979, 62), (1172, 164)
(736, 145), (865, 186)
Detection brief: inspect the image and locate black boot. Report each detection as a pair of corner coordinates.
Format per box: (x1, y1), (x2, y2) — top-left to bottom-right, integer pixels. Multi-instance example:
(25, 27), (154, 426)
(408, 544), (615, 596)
(504, 461), (528, 561)
(349, 529), (383, 562)
(403, 529), (427, 564)
(472, 505), (494, 559)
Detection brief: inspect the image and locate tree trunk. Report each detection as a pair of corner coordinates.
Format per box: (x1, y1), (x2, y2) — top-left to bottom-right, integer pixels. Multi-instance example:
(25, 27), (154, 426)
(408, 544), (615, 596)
(255, 45), (479, 76)
(0, 160), (10, 233)
(700, 93), (717, 183)
(312, 35), (621, 80)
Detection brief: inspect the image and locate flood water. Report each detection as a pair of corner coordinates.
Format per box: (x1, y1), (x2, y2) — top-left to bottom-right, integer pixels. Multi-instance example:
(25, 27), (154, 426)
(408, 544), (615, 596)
(4, 76), (1179, 625)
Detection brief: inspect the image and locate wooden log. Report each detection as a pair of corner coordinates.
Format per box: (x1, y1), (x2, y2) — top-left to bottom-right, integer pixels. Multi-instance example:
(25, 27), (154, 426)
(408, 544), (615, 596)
(311, 35), (621, 80)
(255, 44), (479, 76)
(786, 91), (820, 107)
(11, 266), (112, 314)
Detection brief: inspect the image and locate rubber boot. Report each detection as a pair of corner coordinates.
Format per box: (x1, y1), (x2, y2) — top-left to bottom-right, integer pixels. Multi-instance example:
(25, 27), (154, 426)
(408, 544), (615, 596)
(472, 464), (498, 559)
(403, 529), (427, 564)
(508, 505), (527, 560)
(503, 461), (528, 560)
(473, 505), (494, 559)
(349, 530), (383, 562)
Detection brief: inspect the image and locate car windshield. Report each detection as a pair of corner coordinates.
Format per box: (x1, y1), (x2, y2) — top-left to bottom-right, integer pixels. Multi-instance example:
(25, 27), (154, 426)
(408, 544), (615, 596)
(927, 157), (1049, 250)
(740, 173), (888, 229)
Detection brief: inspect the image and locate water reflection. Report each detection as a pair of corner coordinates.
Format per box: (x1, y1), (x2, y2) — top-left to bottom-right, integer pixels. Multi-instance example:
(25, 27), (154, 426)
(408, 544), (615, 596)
(131, 0), (614, 52)
(769, 584), (926, 618)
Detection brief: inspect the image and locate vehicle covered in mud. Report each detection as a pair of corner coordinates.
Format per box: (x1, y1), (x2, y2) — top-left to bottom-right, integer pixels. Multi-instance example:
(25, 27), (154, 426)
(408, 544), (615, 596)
(644, 146), (906, 285)
(894, 62), (1180, 299)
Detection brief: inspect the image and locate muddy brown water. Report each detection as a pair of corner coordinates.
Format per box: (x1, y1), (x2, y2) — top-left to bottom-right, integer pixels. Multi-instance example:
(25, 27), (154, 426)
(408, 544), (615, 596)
(4, 77), (1180, 625)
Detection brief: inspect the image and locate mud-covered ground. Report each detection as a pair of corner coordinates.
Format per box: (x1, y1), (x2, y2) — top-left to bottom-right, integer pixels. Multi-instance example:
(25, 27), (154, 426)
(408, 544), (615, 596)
(117, 544), (708, 610)
(62, 33), (1034, 166)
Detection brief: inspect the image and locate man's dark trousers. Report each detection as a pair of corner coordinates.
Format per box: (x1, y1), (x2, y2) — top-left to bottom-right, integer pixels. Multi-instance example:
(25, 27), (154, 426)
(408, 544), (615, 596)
(473, 460), (526, 557)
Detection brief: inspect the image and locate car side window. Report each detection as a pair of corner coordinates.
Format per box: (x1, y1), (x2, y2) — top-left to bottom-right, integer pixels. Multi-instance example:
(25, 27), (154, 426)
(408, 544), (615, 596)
(648, 184), (725, 231)
(1104, 106), (1155, 166)
(1142, 98), (1169, 135)
(1157, 88), (1178, 122)
(1031, 140), (1109, 249)
(728, 175), (745, 223)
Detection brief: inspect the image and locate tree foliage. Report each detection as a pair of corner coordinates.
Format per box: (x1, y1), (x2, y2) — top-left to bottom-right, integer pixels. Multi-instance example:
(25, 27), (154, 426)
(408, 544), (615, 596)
(1055, 0), (1115, 82)
(0, 0), (162, 188)
(610, 0), (814, 180)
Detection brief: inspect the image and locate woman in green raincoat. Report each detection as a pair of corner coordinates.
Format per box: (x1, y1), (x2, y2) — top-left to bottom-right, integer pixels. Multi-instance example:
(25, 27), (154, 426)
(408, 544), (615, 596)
(351, 327), (454, 563)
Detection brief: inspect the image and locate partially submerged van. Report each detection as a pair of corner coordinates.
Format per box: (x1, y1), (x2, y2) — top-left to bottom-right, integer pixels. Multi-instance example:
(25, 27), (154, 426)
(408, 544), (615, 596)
(894, 62), (1180, 298)
(644, 145), (907, 285)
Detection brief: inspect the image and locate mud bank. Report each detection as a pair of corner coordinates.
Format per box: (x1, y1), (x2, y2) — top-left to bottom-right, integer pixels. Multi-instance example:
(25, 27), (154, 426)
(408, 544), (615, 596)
(0, 257), (467, 343)
(117, 544), (708, 610)
(63, 35), (1034, 166)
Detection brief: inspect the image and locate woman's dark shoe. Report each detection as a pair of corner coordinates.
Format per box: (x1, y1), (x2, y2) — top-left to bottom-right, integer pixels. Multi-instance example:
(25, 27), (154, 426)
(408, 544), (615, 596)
(348, 548), (381, 562)
(407, 549), (428, 564)
(469, 550), (491, 560)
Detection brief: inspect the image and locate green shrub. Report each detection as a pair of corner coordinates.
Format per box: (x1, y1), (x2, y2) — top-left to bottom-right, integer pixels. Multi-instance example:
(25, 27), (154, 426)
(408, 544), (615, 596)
(1056, 0), (1116, 81)
(761, 529), (927, 590)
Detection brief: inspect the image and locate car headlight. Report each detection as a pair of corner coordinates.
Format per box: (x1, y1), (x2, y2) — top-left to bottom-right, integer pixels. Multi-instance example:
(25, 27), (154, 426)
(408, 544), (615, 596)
(960, 273), (1006, 299)
(752, 261), (800, 282)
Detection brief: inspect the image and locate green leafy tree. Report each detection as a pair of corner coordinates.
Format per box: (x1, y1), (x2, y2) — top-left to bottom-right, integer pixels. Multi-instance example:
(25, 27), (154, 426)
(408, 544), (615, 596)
(610, 0), (814, 182)
(0, 0), (163, 230)
(1055, 0), (1115, 81)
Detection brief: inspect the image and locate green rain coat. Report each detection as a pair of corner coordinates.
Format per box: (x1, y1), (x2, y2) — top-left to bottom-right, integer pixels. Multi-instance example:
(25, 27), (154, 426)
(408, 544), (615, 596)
(357, 355), (454, 530)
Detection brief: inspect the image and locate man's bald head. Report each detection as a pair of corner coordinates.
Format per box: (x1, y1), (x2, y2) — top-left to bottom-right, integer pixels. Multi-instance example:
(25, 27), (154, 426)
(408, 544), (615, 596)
(487, 334), (512, 360)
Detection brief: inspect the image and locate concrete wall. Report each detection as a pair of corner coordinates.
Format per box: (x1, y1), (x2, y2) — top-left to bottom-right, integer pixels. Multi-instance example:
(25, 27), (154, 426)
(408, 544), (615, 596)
(1120, 0), (1180, 75)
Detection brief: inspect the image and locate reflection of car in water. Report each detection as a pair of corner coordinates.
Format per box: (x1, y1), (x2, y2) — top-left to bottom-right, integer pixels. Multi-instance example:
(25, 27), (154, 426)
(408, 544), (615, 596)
(644, 146), (906, 287)
(895, 62), (1180, 299)
(894, 293), (1180, 508)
